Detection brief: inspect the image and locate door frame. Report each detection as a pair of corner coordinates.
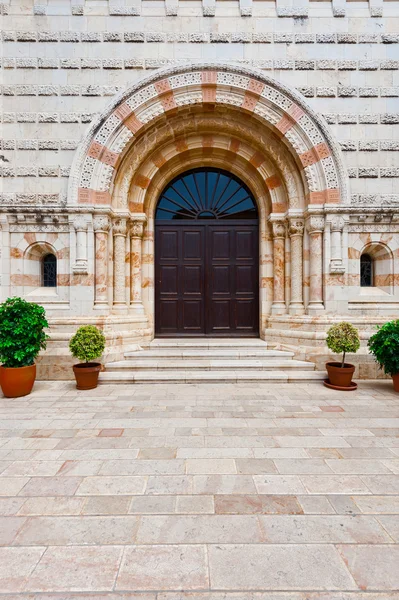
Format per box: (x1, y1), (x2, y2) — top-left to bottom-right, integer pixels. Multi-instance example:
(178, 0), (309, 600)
(155, 219), (260, 337)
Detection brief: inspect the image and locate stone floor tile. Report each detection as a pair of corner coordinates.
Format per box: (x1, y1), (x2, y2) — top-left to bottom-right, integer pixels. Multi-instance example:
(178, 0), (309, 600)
(326, 459), (392, 474)
(99, 428), (124, 437)
(1, 461), (65, 477)
(100, 459), (185, 475)
(175, 494), (215, 513)
(186, 459), (237, 474)
(136, 514), (262, 543)
(258, 514), (391, 543)
(55, 459), (103, 476)
(208, 544), (357, 590)
(76, 475), (147, 495)
(353, 495), (399, 514)
(297, 495), (335, 514)
(25, 546), (123, 592)
(276, 436), (350, 448)
(0, 546), (46, 592)
(17, 496), (86, 516)
(82, 495), (132, 515)
(129, 495), (176, 514)
(235, 458), (277, 474)
(18, 476), (83, 497)
(193, 475), (257, 494)
(300, 475), (371, 495)
(375, 516), (399, 541)
(0, 516), (27, 545)
(214, 494), (303, 515)
(138, 448), (177, 459)
(0, 477), (30, 496)
(116, 545), (209, 591)
(327, 495), (362, 515)
(337, 545), (399, 590)
(0, 497), (26, 515)
(204, 436), (277, 448)
(274, 459), (333, 474)
(177, 448), (253, 458)
(253, 475), (307, 494)
(14, 515), (139, 545)
(382, 459), (399, 473)
(146, 475), (193, 495)
(253, 448), (309, 458)
(360, 475), (399, 494)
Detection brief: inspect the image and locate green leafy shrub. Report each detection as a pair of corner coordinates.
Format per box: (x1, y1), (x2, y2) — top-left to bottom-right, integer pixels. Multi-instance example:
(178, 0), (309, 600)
(69, 325), (105, 363)
(368, 320), (399, 377)
(326, 322), (360, 368)
(0, 297), (49, 368)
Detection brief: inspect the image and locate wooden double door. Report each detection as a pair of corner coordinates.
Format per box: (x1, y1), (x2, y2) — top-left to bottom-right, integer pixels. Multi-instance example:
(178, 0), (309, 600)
(155, 221), (259, 336)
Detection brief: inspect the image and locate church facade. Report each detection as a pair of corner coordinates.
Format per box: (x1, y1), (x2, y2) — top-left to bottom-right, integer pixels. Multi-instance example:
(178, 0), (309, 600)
(1, 0), (399, 379)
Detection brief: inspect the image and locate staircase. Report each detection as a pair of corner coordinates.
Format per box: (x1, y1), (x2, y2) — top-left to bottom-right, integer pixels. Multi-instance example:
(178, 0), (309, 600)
(101, 338), (325, 384)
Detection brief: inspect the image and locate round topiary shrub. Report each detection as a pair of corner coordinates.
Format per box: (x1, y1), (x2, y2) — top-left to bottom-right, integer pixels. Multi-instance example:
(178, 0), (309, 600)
(326, 322), (360, 368)
(0, 297), (49, 368)
(69, 325), (106, 364)
(368, 319), (399, 377)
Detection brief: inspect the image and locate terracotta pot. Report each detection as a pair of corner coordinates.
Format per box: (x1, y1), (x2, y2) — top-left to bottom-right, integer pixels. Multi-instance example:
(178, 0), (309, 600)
(326, 362), (355, 388)
(0, 364), (36, 398)
(73, 363), (101, 390)
(392, 373), (399, 393)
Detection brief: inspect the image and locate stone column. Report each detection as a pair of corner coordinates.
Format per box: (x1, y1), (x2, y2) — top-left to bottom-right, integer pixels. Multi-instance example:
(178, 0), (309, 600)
(330, 216), (345, 274)
(73, 217), (88, 273)
(112, 217), (128, 308)
(130, 218), (146, 315)
(288, 218), (305, 315)
(306, 215), (325, 314)
(93, 215), (111, 307)
(271, 219), (286, 315)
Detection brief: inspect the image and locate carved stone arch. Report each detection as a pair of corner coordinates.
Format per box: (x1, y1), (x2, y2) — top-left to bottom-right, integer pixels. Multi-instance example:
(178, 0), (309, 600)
(68, 62), (349, 208)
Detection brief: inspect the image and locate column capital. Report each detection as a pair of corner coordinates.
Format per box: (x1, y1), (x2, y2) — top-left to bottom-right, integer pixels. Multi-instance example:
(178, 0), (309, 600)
(288, 218), (305, 237)
(113, 217), (127, 237)
(330, 215), (345, 232)
(93, 215), (111, 233)
(306, 215), (325, 234)
(271, 219), (286, 239)
(73, 216), (88, 232)
(130, 217), (146, 239)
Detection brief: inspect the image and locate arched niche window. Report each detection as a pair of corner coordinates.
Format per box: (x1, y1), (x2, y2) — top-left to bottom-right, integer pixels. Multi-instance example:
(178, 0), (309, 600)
(360, 253), (373, 287)
(42, 254), (57, 288)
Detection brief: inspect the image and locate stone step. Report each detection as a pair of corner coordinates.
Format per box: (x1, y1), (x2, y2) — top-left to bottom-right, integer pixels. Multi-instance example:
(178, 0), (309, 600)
(99, 370), (326, 384)
(149, 338), (268, 349)
(106, 358), (314, 371)
(124, 349), (295, 359)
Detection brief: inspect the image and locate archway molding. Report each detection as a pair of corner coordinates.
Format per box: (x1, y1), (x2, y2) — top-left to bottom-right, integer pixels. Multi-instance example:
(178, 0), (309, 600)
(68, 62), (349, 209)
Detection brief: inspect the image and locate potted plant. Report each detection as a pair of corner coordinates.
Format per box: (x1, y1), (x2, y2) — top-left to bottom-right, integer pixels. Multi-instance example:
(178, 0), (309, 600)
(368, 319), (399, 392)
(69, 325), (105, 390)
(325, 322), (360, 390)
(0, 297), (49, 398)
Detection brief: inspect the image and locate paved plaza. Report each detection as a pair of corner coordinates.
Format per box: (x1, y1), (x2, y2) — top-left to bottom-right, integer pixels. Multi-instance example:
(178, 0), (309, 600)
(0, 380), (399, 597)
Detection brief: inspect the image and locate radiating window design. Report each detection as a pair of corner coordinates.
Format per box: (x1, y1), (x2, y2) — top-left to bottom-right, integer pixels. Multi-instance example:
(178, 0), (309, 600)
(155, 168), (258, 220)
(42, 254), (57, 287)
(360, 253), (373, 287)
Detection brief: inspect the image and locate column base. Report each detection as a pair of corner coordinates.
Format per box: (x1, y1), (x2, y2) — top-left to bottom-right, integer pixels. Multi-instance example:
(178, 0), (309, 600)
(307, 302), (325, 315)
(130, 301), (146, 316)
(94, 302), (110, 311)
(271, 302), (287, 315)
(289, 303), (305, 316)
(112, 303), (129, 313)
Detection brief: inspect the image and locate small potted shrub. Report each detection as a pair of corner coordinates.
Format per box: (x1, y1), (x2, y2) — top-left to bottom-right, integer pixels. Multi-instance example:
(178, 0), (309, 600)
(0, 297), (49, 398)
(69, 325), (105, 390)
(368, 319), (399, 392)
(325, 322), (360, 390)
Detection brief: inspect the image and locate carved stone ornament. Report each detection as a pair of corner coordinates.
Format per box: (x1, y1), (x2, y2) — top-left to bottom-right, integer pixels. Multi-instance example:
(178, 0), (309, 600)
(93, 215), (111, 233)
(330, 216), (345, 232)
(271, 220), (286, 239)
(306, 215), (325, 234)
(289, 219), (305, 237)
(130, 220), (145, 239)
(112, 218), (127, 236)
(73, 216), (88, 232)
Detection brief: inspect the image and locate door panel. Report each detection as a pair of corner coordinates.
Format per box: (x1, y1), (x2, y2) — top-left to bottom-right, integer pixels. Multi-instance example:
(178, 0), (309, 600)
(155, 222), (258, 336)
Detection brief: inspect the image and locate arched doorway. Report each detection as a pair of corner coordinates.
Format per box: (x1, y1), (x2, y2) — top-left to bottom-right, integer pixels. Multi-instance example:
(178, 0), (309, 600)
(155, 168), (259, 336)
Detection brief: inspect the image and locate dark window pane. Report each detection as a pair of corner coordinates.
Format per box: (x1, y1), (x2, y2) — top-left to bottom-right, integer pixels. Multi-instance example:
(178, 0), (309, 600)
(155, 168), (258, 220)
(360, 254), (373, 287)
(43, 254), (57, 287)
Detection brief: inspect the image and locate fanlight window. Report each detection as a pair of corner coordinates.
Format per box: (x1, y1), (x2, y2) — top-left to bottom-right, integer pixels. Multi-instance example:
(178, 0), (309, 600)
(155, 168), (258, 220)
(42, 254), (57, 288)
(360, 253), (373, 287)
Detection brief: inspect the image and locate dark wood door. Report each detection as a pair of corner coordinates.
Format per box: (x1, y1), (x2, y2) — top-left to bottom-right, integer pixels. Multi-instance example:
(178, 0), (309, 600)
(155, 222), (259, 336)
